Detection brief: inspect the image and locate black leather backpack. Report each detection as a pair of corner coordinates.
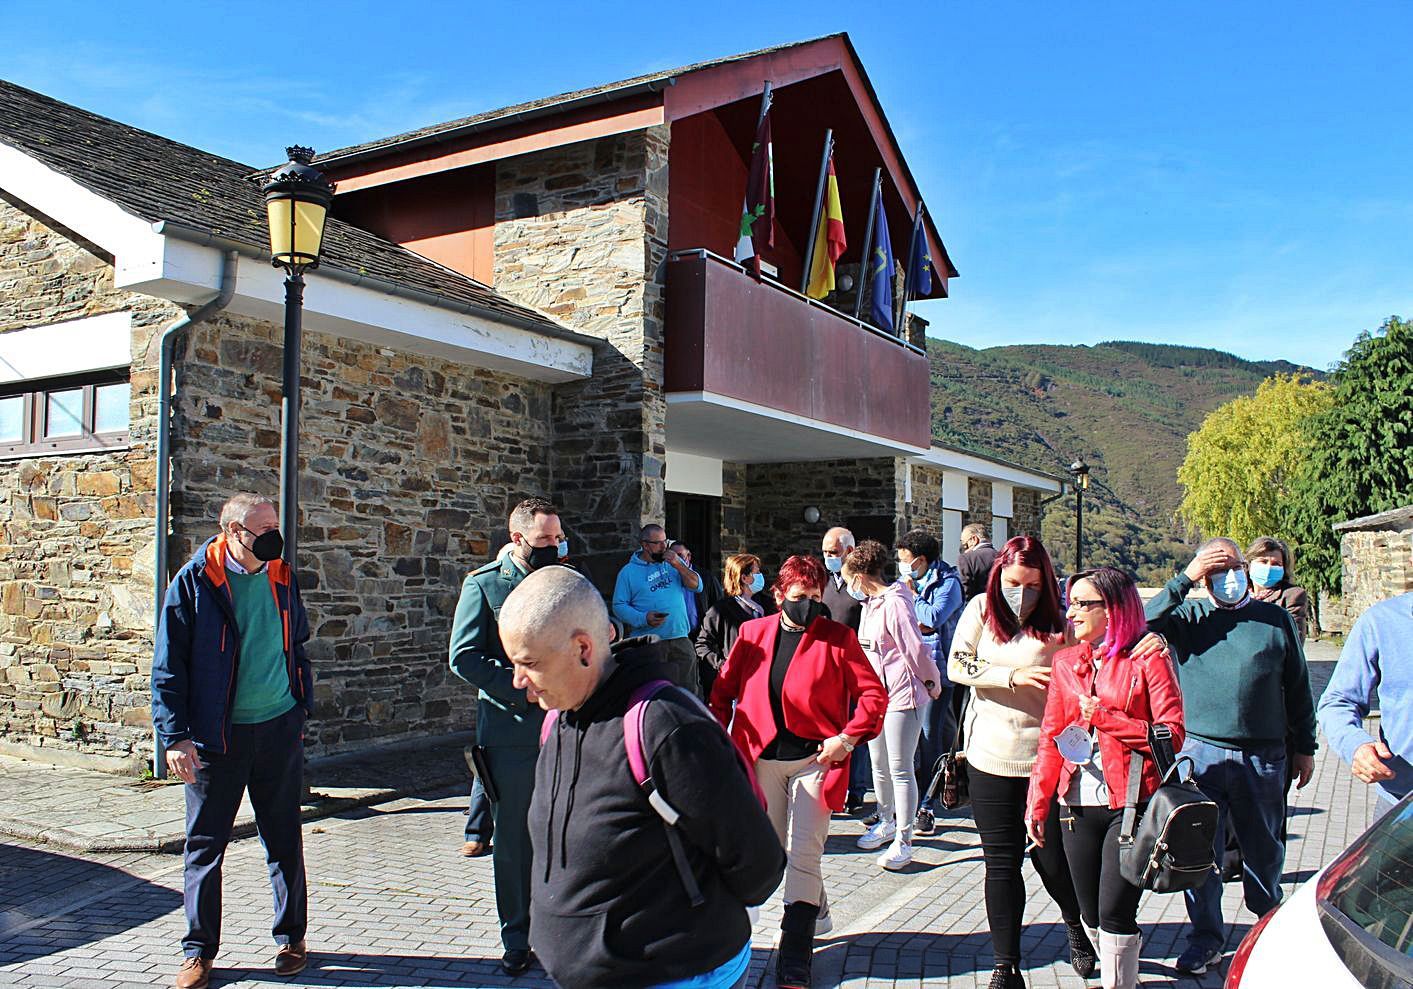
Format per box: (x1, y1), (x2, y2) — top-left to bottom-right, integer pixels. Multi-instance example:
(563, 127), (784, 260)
(1118, 724), (1221, 893)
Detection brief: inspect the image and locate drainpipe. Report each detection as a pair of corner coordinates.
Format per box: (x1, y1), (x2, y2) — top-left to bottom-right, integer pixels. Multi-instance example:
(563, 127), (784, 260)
(152, 250), (239, 778)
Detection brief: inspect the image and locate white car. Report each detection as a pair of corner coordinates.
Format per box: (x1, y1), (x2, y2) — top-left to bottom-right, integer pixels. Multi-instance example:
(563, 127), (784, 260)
(1226, 793), (1413, 988)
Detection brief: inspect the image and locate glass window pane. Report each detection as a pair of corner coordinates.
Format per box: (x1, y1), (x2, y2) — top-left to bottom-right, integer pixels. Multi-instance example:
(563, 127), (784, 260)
(0, 395), (23, 443)
(94, 382), (130, 434)
(45, 388), (85, 438)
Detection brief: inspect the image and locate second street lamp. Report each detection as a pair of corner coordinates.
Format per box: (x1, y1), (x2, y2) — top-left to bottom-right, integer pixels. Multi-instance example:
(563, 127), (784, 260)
(1068, 459), (1091, 572)
(262, 146), (335, 575)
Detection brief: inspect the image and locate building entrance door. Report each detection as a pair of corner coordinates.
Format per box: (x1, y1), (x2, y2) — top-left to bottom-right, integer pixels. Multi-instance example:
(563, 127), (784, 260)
(666, 493), (722, 576)
(846, 514), (898, 550)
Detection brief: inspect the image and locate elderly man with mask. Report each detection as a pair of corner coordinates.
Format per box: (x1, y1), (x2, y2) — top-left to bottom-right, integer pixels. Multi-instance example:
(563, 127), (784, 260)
(1144, 537), (1317, 977)
(503, 567), (784, 989)
(448, 496), (568, 976)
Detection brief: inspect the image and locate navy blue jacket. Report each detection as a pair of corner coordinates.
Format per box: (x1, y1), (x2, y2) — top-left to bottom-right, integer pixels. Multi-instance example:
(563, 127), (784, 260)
(151, 535), (313, 753)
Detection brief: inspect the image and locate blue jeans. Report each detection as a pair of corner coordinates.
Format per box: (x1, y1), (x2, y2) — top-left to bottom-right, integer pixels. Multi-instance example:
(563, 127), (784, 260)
(464, 774), (493, 842)
(848, 743), (872, 800)
(915, 685), (954, 812)
(1181, 737), (1287, 951)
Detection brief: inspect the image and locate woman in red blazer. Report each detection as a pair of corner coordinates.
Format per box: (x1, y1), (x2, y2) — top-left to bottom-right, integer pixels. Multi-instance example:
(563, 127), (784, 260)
(710, 554), (886, 989)
(1025, 567), (1185, 989)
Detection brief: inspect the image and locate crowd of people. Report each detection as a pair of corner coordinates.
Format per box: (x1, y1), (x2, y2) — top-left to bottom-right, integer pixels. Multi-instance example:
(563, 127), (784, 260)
(149, 491), (1413, 989)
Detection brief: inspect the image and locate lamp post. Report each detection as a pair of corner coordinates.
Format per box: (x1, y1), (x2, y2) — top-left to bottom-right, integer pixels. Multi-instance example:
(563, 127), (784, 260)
(1068, 459), (1091, 571)
(261, 147), (334, 574)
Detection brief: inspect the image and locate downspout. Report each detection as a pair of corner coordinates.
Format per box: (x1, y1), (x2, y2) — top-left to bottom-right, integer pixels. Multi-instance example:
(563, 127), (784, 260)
(152, 249), (238, 778)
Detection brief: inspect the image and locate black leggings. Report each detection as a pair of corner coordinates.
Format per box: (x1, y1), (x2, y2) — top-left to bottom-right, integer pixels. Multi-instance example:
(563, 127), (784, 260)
(969, 767), (1083, 965)
(1059, 803), (1144, 935)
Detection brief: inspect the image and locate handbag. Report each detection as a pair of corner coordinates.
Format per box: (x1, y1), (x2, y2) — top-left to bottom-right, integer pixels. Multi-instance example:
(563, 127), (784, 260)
(927, 688), (970, 811)
(1118, 724), (1220, 893)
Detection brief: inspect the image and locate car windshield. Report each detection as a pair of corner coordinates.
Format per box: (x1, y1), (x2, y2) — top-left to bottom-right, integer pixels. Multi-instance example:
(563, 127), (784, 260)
(1320, 798), (1413, 958)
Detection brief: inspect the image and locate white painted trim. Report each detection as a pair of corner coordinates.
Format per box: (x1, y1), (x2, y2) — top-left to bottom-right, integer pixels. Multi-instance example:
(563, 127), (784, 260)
(0, 311), (131, 383)
(666, 391), (930, 458)
(992, 481), (1014, 519)
(941, 509), (964, 564)
(942, 470), (970, 511)
(911, 446), (1062, 493)
(666, 452), (723, 497)
(0, 142), (593, 384)
(993, 516), (1010, 544)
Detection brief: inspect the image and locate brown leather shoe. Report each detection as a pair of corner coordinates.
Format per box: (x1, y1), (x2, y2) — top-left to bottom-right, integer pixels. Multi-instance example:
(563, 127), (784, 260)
(174, 956), (212, 989)
(274, 941), (308, 978)
(461, 840), (490, 857)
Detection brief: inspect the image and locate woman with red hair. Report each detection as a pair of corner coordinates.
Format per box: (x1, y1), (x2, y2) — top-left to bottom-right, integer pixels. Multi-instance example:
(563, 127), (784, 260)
(947, 536), (1169, 989)
(710, 554), (887, 989)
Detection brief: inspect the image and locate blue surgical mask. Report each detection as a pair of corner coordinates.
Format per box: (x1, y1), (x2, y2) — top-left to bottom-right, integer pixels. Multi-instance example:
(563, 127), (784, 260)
(847, 582), (869, 602)
(1249, 562), (1283, 588)
(1209, 567), (1250, 607)
(748, 572), (765, 594)
(557, 540), (570, 559)
(824, 555), (844, 574)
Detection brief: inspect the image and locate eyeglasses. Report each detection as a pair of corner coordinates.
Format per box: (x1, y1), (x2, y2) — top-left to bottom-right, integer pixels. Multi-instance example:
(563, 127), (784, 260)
(1067, 598), (1105, 611)
(642, 538), (667, 547)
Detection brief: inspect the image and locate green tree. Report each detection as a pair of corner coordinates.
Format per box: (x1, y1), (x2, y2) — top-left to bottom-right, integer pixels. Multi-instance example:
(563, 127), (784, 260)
(1283, 317), (1413, 593)
(1177, 373), (1333, 548)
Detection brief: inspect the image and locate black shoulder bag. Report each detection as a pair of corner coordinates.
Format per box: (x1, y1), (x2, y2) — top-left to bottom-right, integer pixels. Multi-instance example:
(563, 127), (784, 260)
(927, 688), (970, 811)
(1118, 724), (1220, 893)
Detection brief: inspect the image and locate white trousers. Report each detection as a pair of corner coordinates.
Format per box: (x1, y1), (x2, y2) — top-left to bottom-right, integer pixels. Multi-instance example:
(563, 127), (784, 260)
(868, 707), (922, 838)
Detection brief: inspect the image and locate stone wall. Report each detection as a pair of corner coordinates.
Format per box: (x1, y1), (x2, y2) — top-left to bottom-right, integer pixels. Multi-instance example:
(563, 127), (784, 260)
(907, 463), (945, 534)
(0, 197), (181, 770)
(1013, 487), (1042, 537)
(962, 477), (993, 533)
(493, 129), (669, 590)
(1319, 523), (1413, 634)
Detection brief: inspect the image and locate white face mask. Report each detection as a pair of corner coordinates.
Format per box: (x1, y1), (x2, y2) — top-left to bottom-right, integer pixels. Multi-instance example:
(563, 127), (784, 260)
(1209, 567), (1250, 608)
(1002, 585), (1039, 621)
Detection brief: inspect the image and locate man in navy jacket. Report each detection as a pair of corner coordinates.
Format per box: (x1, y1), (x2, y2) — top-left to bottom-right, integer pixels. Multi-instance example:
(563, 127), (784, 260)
(152, 493), (313, 989)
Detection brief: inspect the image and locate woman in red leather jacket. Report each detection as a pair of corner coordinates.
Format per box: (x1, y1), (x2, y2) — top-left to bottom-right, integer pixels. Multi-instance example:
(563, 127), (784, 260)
(1025, 567), (1184, 989)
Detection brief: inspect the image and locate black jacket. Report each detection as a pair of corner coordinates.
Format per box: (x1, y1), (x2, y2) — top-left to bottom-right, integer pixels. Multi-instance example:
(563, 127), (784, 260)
(822, 572), (863, 631)
(694, 596), (773, 671)
(529, 638), (785, 989)
(958, 542), (999, 602)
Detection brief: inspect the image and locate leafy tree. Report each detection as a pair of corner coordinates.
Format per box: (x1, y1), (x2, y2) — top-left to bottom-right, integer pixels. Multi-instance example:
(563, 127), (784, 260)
(1176, 374), (1333, 548)
(1283, 317), (1413, 593)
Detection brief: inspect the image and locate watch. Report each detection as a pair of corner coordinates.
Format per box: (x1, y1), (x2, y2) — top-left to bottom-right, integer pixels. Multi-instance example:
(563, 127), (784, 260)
(836, 735), (856, 753)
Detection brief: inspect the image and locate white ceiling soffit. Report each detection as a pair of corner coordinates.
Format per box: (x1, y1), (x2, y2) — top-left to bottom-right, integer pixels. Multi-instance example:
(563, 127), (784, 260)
(0, 142), (592, 384)
(666, 392), (929, 464)
(911, 447), (1062, 493)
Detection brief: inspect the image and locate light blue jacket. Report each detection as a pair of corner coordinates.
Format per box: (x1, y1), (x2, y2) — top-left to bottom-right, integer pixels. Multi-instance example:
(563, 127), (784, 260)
(1318, 592), (1413, 803)
(612, 553), (690, 640)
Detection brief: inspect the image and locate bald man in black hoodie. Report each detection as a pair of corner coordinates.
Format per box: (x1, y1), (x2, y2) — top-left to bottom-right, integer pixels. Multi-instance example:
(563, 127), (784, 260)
(501, 567), (784, 989)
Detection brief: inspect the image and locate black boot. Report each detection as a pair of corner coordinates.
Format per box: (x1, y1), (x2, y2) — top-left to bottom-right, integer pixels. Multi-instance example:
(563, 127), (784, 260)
(1066, 923), (1097, 979)
(987, 962), (1026, 989)
(776, 901), (819, 989)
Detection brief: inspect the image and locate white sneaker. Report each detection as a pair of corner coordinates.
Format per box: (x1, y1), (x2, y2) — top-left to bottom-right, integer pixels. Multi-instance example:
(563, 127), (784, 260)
(878, 837), (913, 871)
(856, 818), (896, 850)
(815, 903), (832, 935)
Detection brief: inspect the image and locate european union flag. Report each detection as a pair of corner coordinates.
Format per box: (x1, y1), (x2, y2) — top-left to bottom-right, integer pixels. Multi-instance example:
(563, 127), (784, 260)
(907, 207), (933, 297)
(868, 185), (895, 332)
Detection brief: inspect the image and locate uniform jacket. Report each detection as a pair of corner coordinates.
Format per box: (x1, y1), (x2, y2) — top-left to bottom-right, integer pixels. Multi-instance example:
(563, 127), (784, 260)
(1027, 640), (1185, 825)
(449, 555), (545, 748)
(151, 535), (312, 754)
(709, 614), (886, 810)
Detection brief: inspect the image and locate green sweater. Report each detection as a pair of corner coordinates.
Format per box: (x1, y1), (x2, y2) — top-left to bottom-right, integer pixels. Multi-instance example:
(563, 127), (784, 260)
(227, 569), (295, 725)
(1145, 574), (1317, 755)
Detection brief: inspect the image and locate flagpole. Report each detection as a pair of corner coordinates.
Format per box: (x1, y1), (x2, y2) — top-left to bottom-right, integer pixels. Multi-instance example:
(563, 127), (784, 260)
(739, 82), (773, 278)
(902, 201), (922, 306)
(799, 128), (834, 295)
(852, 167), (882, 320)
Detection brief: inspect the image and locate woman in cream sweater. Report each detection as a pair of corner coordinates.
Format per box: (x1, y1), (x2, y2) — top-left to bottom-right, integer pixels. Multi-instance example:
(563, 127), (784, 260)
(948, 536), (1169, 989)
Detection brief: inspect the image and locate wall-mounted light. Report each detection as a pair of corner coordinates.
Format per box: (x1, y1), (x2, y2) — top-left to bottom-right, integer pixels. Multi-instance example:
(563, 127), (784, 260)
(803, 506), (822, 525)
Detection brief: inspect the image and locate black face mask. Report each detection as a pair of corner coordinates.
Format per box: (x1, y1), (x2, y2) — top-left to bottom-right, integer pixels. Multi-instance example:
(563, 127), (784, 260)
(526, 543), (560, 570)
(781, 598), (823, 628)
(240, 527), (284, 563)
(647, 548), (666, 563)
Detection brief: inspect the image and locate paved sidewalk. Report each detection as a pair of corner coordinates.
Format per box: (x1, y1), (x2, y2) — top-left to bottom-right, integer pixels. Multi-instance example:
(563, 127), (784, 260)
(0, 642), (1384, 988)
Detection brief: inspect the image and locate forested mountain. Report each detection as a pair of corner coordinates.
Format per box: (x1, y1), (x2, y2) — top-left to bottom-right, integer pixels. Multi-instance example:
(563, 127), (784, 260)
(928, 338), (1321, 583)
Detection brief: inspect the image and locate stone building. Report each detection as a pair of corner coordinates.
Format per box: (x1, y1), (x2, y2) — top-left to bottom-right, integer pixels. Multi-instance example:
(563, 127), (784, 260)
(1319, 505), (1413, 634)
(0, 35), (1060, 772)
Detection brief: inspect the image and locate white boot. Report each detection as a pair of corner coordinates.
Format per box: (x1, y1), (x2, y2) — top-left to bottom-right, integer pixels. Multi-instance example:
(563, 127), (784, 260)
(1099, 930), (1143, 989)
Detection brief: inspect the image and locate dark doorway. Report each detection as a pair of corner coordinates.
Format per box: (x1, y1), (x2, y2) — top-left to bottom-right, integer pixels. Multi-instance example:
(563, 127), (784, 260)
(666, 493), (722, 577)
(846, 514), (898, 549)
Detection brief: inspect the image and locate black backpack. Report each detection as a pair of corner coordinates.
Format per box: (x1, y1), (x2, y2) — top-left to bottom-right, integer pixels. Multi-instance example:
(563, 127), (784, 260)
(1118, 724), (1220, 893)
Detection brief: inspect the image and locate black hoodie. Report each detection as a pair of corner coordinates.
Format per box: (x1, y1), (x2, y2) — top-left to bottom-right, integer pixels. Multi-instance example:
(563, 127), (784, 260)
(529, 637), (785, 989)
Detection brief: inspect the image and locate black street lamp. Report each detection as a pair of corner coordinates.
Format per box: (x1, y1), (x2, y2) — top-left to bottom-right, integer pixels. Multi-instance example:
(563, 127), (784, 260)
(1068, 459), (1091, 571)
(262, 147), (334, 573)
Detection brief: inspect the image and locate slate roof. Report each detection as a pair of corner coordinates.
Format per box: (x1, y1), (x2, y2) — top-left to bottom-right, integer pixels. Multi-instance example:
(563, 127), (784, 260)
(0, 79), (567, 335)
(313, 35), (840, 168)
(1333, 504), (1413, 533)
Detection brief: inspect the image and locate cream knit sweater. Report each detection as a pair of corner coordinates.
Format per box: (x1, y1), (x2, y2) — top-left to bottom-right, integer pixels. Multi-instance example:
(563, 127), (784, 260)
(947, 595), (1067, 778)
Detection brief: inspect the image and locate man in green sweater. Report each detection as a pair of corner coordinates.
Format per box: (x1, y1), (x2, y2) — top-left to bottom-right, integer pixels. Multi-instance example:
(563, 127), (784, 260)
(1145, 537), (1316, 976)
(448, 497), (567, 977)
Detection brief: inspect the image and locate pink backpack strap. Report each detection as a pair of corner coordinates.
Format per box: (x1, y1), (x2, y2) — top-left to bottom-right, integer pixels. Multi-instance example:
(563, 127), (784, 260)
(539, 708), (560, 746)
(623, 679), (674, 786)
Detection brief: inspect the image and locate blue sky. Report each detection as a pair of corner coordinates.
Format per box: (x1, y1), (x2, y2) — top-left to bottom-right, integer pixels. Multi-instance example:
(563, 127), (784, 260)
(3, 1), (1408, 370)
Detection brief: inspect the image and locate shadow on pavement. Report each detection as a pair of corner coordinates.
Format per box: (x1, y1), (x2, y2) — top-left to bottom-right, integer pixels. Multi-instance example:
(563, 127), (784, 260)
(0, 842), (181, 960)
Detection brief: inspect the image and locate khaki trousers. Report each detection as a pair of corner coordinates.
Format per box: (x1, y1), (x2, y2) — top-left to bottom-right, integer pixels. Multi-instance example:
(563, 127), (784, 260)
(755, 753), (831, 906)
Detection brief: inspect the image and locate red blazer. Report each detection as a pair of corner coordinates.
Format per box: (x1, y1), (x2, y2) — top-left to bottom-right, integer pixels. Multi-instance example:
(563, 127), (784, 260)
(1027, 640), (1185, 826)
(709, 613), (887, 811)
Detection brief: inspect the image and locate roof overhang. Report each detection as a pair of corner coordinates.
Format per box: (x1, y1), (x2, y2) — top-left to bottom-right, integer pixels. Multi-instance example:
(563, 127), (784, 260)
(909, 446), (1064, 493)
(667, 391), (929, 463)
(0, 140), (593, 383)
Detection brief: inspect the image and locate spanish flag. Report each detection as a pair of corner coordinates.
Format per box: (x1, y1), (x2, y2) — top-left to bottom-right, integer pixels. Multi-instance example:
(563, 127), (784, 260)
(805, 156), (846, 300)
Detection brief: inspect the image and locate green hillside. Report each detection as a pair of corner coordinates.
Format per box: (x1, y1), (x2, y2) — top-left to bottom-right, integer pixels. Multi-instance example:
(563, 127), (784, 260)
(928, 337), (1318, 583)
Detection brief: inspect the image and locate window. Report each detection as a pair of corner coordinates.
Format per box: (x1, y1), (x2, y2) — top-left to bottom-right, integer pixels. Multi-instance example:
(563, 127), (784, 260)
(1318, 795), (1413, 987)
(0, 369), (131, 458)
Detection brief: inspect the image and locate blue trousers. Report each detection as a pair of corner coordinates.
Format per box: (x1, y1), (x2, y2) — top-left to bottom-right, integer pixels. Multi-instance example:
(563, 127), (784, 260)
(465, 774), (494, 842)
(848, 742), (872, 800)
(182, 706), (306, 959)
(1181, 737), (1287, 951)
(915, 685), (955, 812)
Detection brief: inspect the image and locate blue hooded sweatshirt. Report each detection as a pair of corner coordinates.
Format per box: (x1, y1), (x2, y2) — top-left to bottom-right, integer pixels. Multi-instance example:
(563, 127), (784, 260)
(612, 553), (690, 640)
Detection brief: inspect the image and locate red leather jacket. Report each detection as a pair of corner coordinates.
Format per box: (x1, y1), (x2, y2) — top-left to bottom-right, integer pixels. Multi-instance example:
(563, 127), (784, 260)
(1026, 640), (1185, 825)
(709, 614), (886, 811)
